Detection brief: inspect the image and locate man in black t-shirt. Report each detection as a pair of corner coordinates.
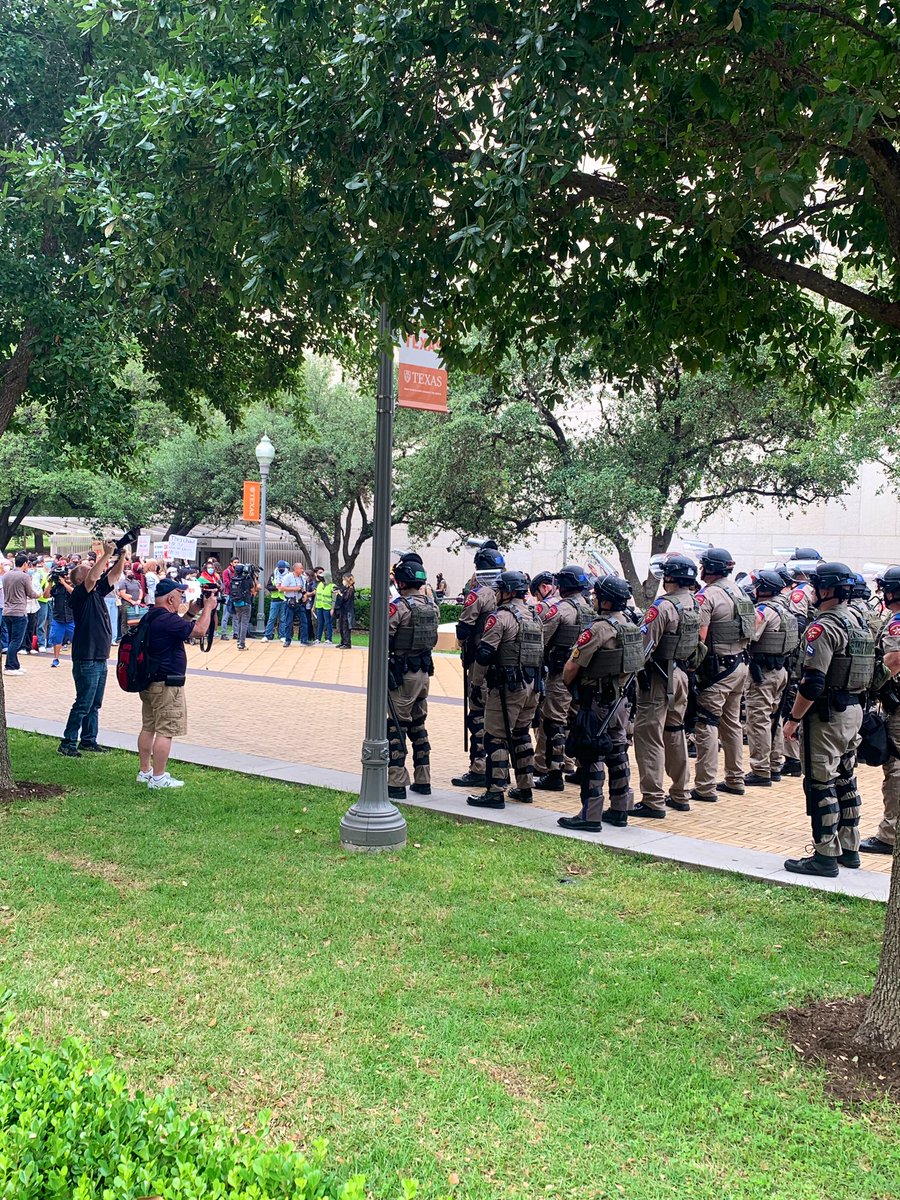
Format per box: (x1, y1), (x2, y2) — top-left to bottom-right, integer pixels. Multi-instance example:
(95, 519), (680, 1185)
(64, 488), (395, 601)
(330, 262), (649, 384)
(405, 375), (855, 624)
(58, 541), (128, 758)
(137, 578), (217, 789)
(42, 569), (76, 667)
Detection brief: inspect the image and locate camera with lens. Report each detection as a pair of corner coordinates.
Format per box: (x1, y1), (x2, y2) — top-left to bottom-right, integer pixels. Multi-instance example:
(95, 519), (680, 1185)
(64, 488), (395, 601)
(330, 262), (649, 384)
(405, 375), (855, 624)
(48, 563), (70, 579)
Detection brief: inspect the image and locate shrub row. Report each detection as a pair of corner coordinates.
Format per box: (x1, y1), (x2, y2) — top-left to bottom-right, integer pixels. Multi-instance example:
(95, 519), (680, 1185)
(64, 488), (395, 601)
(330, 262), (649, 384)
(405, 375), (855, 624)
(0, 1016), (413, 1199)
(353, 590), (462, 631)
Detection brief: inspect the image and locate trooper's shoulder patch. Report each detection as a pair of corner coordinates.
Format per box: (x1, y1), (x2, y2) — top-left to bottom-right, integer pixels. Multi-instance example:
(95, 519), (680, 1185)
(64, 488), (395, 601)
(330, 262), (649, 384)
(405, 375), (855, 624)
(540, 603), (558, 621)
(806, 622), (825, 642)
(644, 604), (659, 623)
(388, 602), (397, 618)
(888, 619), (900, 637)
(576, 628), (593, 647)
(791, 588), (806, 604)
(483, 614), (497, 632)
(464, 591), (478, 607)
(697, 592), (708, 605)
(756, 604), (766, 617)
(534, 602), (543, 616)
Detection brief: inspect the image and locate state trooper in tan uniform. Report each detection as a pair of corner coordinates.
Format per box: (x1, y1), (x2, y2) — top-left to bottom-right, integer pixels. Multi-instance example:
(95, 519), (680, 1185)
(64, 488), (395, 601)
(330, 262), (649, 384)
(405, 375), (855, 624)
(782, 562), (875, 877)
(744, 570), (799, 787)
(467, 571), (544, 810)
(631, 555), (702, 819)
(533, 565), (594, 791)
(558, 575), (642, 830)
(861, 566), (900, 857)
(452, 541), (504, 789)
(386, 554), (439, 801)
(692, 548), (754, 802)
(780, 548), (822, 776)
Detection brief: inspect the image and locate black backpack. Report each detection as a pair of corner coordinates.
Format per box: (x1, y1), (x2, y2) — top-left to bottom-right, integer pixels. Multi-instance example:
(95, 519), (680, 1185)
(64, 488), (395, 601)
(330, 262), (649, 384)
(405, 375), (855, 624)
(116, 608), (163, 693)
(231, 571), (253, 606)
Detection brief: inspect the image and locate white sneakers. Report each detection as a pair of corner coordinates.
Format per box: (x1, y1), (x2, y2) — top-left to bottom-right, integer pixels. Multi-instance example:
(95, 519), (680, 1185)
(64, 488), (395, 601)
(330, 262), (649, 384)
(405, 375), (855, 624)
(145, 772), (185, 790)
(4, 668), (26, 675)
(136, 770), (152, 783)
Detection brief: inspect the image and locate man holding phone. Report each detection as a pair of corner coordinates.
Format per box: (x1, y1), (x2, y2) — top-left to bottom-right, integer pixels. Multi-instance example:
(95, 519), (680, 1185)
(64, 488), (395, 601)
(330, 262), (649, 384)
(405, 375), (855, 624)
(136, 577), (217, 789)
(58, 538), (129, 757)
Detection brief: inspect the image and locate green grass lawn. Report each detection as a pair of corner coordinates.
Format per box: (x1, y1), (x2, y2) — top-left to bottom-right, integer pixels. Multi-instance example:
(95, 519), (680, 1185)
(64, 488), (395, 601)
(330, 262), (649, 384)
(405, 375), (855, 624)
(0, 731), (895, 1200)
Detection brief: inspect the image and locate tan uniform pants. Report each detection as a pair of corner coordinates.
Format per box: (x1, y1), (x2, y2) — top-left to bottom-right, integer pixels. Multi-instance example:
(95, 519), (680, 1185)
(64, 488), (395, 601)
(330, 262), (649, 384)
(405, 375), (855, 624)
(799, 703), (863, 858)
(694, 661), (749, 795)
(387, 670), (430, 787)
(534, 672), (573, 774)
(634, 666), (691, 810)
(878, 708), (900, 845)
(746, 665), (787, 777)
(484, 684), (539, 789)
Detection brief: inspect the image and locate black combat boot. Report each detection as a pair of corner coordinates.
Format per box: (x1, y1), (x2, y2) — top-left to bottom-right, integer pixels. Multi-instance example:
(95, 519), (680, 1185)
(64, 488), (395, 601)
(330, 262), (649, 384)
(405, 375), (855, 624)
(770, 771), (782, 782)
(630, 802), (666, 819)
(452, 770), (486, 788)
(602, 809), (628, 828)
(838, 850), (861, 869)
(558, 814), (602, 832)
(665, 796), (690, 812)
(564, 771), (581, 784)
(409, 783), (431, 795)
(508, 787), (533, 803)
(716, 781), (745, 796)
(533, 771), (565, 792)
(744, 773), (772, 788)
(690, 789), (717, 804)
(784, 852), (839, 878)
(467, 790), (506, 809)
(781, 760), (802, 777)
(388, 786), (406, 800)
(860, 836), (893, 855)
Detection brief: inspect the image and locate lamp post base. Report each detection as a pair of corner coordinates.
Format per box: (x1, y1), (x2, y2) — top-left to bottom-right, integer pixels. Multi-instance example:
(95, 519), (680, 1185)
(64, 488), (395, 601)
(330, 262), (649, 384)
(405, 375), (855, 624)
(340, 736), (407, 852)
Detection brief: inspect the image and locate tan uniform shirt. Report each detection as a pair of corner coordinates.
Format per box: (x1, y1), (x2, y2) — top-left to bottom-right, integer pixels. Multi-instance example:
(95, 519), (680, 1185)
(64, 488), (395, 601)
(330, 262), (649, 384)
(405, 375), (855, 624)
(752, 599), (784, 643)
(800, 603), (856, 678)
(538, 596), (592, 670)
(569, 611), (628, 675)
(639, 587), (698, 654)
(471, 598), (535, 685)
(698, 581), (750, 654)
(458, 583), (497, 664)
(787, 582), (816, 622)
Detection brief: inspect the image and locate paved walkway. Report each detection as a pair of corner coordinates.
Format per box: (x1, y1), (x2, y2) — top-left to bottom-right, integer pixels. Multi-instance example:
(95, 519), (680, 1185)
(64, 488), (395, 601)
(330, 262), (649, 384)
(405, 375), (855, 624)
(5, 639), (892, 902)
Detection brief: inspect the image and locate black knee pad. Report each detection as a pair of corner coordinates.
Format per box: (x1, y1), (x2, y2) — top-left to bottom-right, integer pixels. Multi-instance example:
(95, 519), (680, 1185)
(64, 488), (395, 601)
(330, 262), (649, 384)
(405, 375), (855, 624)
(663, 723), (684, 733)
(695, 706), (720, 728)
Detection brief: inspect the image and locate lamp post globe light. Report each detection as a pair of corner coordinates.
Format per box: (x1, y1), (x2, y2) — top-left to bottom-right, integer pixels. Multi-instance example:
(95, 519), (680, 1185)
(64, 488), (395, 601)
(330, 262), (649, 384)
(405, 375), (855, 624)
(254, 433), (276, 636)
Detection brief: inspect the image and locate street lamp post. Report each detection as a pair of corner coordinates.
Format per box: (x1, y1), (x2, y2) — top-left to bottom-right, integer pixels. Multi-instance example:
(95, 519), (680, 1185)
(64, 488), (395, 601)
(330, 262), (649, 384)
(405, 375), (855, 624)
(254, 433), (275, 637)
(340, 304), (407, 852)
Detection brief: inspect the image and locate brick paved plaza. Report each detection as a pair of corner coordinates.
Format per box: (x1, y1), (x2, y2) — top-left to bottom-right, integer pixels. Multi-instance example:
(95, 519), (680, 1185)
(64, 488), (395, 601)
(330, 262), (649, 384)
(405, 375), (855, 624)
(5, 638), (892, 885)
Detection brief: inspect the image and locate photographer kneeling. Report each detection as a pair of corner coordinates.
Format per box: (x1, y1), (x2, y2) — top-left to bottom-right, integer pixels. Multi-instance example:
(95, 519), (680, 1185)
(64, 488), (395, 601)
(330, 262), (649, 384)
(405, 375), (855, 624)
(137, 578), (217, 790)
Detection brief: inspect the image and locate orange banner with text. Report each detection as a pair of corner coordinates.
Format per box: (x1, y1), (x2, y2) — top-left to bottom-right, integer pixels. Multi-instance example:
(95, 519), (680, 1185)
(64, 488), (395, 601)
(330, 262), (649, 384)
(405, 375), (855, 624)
(243, 480), (261, 522)
(397, 332), (448, 411)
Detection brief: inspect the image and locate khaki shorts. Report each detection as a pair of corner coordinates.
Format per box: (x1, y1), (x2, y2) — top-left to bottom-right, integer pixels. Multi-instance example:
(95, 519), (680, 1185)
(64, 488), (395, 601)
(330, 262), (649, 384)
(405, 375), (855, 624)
(140, 683), (187, 738)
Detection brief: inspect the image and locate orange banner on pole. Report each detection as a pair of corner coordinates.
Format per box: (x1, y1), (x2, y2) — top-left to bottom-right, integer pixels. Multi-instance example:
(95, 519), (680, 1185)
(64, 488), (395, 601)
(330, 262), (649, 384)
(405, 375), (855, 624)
(243, 480), (261, 522)
(397, 332), (448, 411)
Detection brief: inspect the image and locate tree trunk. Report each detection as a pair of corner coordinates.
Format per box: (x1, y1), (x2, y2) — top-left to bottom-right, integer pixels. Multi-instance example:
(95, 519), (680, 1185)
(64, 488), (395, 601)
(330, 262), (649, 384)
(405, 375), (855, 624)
(855, 841), (900, 1051)
(0, 323), (38, 440)
(0, 672), (15, 790)
(612, 536), (644, 600)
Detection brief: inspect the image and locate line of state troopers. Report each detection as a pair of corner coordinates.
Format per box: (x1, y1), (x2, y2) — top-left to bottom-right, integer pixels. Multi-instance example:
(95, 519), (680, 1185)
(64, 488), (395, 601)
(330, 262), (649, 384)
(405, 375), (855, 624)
(383, 542), (899, 880)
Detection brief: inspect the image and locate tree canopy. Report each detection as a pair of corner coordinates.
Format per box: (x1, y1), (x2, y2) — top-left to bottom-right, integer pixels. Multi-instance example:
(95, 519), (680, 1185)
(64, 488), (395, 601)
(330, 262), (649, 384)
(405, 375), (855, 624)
(49, 0), (898, 405)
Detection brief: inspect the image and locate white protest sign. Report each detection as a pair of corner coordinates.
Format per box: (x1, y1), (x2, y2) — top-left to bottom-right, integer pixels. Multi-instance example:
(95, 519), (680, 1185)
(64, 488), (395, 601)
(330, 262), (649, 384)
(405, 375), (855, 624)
(154, 541), (169, 561)
(136, 535), (151, 559)
(168, 534), (198, 561)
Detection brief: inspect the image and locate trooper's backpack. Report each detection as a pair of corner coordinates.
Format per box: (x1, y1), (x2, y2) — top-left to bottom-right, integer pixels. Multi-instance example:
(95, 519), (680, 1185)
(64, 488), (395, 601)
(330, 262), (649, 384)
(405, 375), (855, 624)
(858, 709), (893, 767)
(116, 608), (164, 693)
(231, 571), (253, 607)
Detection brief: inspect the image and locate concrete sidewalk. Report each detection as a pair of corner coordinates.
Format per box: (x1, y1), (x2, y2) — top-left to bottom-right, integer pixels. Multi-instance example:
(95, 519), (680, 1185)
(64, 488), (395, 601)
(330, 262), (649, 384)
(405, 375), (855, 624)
(4, 638), (893, 901)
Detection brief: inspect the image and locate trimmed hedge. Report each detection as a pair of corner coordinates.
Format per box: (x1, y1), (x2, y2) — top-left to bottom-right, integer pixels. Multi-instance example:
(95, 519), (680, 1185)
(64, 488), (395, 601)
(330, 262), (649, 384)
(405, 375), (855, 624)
(353, 590), (462, 631)
(0, 1015), (412, 1199)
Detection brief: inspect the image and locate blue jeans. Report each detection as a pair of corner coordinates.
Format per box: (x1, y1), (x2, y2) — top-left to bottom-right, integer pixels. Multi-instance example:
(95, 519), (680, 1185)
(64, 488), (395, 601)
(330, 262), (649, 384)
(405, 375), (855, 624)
(104, 595), (118, 641)
(279, 602), (298, 644)
(61, 660), (108, 748)
(0, 608), (7, 651)
(38, 604), (52, 647)
(219, 595), (234, 636)
(297, 607), (312, 644)
(265, 598), (285, 639)
(3, 615), (27, 670)
(316, 609), (333, 642)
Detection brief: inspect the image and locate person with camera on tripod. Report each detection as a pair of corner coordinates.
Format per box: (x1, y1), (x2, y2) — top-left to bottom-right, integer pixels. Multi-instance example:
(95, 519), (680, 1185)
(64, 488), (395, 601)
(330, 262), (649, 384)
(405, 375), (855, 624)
(58, 539), (128, 757)
(43, 563), (76, 667)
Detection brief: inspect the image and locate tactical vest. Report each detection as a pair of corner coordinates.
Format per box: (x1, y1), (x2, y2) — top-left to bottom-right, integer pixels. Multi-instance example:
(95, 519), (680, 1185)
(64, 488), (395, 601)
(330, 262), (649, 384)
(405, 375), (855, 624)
(459, 585), (496, 666)
(496, 605), (544, 669)
(824, 612), (876, 693)
(654, 597), (701, 663)
(579, 617), (645, 682)
(546, 597), (594, 671)
(751, 597), (800, 657)
(706, 584), (755, 651)
(392, 595), (439, 654)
